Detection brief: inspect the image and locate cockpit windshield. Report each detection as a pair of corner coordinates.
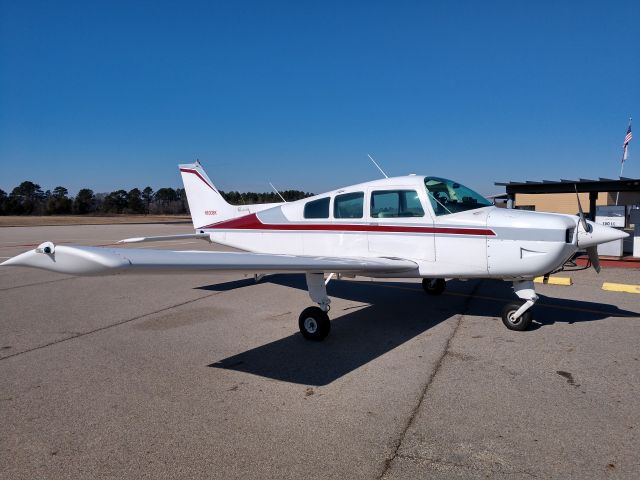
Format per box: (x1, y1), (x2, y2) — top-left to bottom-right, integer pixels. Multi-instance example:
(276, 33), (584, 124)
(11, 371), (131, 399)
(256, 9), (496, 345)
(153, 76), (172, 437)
(424, 177), (493, 216)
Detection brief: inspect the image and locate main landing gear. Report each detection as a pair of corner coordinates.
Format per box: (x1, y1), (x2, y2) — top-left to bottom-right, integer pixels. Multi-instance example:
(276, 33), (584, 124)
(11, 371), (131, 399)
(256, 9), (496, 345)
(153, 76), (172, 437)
(501, 280), (538, 331)
(297, 275), (539, 339)
(422, 278), (446, 295)
(299, 273), (332, 341)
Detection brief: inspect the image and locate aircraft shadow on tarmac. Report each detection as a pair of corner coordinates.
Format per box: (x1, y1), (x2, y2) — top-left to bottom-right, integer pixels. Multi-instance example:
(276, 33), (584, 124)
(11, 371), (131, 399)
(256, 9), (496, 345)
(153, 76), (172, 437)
(199, 275), (638, 386)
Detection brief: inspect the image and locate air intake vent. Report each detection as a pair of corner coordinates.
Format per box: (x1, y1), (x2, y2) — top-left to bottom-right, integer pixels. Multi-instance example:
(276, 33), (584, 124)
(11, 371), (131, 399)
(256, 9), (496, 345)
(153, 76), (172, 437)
(566, 227), (575, 244)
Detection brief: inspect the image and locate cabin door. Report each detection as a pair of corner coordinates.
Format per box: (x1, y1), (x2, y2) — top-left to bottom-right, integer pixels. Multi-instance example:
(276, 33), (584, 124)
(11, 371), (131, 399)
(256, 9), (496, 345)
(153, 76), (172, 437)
(367, 187), (435, 261)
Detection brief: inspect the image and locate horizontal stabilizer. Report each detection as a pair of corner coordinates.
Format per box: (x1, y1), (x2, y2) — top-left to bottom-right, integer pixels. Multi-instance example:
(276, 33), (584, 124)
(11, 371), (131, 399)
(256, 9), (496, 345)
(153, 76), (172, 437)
(118, 233), (212, 244)
(1, 243), (418, 276)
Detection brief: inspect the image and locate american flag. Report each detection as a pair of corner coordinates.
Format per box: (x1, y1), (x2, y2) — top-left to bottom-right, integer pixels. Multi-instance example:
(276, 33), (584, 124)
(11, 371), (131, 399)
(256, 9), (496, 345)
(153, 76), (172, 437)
(624, 124), (633, 147)
(622, 122), (632, 163)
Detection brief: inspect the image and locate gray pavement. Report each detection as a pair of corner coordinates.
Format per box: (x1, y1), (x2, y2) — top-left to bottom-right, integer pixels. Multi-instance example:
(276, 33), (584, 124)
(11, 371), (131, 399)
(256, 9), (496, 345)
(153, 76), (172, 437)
(1, 224), (639, 479)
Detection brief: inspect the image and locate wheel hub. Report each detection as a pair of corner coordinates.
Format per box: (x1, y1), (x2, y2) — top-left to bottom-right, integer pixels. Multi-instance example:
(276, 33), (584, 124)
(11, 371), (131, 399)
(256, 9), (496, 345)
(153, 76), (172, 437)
(508, 311), (521, 324)
(304, 317), (318, 333)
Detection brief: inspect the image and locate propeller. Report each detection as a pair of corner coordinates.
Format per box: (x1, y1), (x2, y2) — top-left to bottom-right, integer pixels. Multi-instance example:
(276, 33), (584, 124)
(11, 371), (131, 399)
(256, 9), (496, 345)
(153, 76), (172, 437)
(574, 185), (601, 273)
(586, 246), (601, 273)
(574, 185), (589, 232)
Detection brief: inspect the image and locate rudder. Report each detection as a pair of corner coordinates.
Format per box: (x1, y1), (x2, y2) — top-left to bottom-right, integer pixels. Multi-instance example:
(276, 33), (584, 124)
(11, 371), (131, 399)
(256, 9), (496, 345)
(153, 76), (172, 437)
(179, 161), (238, 229)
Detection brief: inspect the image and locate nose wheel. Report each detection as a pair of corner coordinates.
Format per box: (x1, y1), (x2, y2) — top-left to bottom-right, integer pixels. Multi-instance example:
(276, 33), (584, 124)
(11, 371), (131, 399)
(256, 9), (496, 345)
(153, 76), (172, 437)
(501, 280), (538, 331)
(501, 301), (533, 331)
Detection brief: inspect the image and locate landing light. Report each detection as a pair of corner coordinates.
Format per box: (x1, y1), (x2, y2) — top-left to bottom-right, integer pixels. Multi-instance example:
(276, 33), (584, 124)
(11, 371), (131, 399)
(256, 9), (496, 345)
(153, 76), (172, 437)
(35, 241), (55, 254)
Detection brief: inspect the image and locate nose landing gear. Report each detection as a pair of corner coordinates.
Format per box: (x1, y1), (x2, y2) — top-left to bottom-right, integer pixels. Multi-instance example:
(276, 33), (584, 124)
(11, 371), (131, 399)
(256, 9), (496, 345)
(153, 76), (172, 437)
(501, 280), (537, 331)
(501, 301), (533, 331)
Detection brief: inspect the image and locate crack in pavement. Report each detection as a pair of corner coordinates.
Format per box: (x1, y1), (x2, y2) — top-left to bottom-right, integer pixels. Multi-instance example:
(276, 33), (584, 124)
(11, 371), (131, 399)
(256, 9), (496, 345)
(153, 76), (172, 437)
(0, 276), (77, 292)
(394, 453), (538, 478)
(377, 280), (483, 480)
(0, 291), (224, 362)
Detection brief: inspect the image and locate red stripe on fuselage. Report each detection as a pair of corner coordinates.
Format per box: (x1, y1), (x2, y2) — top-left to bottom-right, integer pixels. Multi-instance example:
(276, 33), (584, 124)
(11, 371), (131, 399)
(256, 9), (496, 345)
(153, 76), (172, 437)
(201, 213), (495, 236)
(180, 168), (215, 191)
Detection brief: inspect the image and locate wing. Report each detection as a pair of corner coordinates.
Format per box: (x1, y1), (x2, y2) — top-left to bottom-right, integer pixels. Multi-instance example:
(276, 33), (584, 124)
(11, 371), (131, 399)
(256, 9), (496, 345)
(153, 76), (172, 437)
(1, 242), (418, 276)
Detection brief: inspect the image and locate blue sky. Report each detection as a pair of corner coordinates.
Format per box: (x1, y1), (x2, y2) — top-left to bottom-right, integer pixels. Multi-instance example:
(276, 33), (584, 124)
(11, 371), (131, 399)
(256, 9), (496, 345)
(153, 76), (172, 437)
(1, 0), (638, 196)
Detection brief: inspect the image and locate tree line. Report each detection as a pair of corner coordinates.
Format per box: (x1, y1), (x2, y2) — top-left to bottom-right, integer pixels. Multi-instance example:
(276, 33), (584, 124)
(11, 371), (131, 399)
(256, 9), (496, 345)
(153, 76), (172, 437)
(0, 181), (312, 215)
(220, 190), (313, 205)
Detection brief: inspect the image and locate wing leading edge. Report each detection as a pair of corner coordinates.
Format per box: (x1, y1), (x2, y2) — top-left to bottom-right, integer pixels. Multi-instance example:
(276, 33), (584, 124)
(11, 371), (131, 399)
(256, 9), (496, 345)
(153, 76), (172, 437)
(1, 243), (418, 276)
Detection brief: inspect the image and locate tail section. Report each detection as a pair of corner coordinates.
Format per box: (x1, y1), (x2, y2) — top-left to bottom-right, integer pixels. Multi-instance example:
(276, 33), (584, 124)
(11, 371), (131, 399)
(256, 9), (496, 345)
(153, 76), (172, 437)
(179, 161), (238, 229)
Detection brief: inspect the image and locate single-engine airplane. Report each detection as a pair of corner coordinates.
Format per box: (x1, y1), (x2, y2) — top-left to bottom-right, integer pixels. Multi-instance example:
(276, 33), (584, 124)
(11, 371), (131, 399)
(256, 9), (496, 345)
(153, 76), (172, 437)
(2, 161), (628, 340)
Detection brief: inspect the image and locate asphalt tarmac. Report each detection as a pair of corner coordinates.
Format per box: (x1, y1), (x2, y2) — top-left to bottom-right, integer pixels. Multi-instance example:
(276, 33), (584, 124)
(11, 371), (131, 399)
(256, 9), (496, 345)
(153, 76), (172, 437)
(1, 224), (639, 479)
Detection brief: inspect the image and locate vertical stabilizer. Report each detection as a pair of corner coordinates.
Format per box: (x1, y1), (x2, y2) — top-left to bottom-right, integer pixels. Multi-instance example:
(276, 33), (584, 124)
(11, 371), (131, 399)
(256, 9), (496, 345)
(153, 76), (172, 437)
(179, 161), (238, 229)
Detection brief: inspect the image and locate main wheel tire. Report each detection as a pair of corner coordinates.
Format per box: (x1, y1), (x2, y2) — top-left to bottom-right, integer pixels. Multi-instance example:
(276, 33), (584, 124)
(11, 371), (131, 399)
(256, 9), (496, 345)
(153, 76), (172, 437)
(298, 306), (331, 341)
(422, 278), (446, 295)
(501, 301), (533, 331)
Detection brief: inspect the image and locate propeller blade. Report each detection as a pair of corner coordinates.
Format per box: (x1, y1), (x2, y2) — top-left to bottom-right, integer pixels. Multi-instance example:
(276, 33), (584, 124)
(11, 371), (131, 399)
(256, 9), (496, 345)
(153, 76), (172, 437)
(574, 185), (589, 231)
(586, 246), (601, 273)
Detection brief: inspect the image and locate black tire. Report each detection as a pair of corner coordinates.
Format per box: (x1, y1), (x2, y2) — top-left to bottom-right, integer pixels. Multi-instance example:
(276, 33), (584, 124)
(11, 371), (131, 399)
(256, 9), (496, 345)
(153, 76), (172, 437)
(501, 301), (533, 331)
(422, 278), (446, 295)
(298, 306), (331, 341)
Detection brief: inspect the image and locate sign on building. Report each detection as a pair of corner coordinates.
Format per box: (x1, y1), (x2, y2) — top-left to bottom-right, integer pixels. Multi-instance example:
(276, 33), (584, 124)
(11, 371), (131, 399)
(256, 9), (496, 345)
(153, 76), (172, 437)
(595, 205), (626, 228)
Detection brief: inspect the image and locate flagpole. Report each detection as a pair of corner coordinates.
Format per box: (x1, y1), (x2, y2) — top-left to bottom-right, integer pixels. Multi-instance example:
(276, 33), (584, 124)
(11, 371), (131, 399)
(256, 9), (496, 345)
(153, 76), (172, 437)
(615, 148), (625, 206)
(616, 116), (632, 206)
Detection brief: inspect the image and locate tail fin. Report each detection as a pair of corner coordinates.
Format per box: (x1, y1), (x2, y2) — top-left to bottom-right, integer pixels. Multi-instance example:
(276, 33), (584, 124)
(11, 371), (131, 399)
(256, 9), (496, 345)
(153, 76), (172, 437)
(179, 161), (238, 229)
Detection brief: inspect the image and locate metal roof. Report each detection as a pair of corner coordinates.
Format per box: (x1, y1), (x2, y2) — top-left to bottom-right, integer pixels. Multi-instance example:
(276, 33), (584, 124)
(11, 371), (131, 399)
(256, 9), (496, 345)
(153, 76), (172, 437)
(495, 177), (640, 194)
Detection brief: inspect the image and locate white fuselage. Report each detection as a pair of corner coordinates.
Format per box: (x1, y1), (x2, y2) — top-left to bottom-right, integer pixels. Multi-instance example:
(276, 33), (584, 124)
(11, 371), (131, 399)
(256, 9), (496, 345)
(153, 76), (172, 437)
(198, 176), (580, 280)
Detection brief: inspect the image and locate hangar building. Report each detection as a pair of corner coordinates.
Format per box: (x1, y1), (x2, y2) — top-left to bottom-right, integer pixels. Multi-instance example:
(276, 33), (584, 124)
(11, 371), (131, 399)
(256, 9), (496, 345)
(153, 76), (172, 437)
(494, 177), (640, 219)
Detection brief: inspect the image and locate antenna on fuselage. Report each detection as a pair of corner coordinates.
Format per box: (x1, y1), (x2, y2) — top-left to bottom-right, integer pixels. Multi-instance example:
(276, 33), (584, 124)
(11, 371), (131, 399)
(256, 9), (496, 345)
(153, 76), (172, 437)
(367, 154), (389, 178)
(269, 181), (287, 202)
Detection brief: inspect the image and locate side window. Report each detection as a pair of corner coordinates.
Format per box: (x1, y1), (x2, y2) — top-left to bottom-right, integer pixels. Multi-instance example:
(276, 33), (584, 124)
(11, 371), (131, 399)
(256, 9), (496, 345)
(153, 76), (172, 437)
(370, 190), (425, 218)
(403, 190), (425, 216)
(334, 192), (364, 219)
(304, 197), (330, 219)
